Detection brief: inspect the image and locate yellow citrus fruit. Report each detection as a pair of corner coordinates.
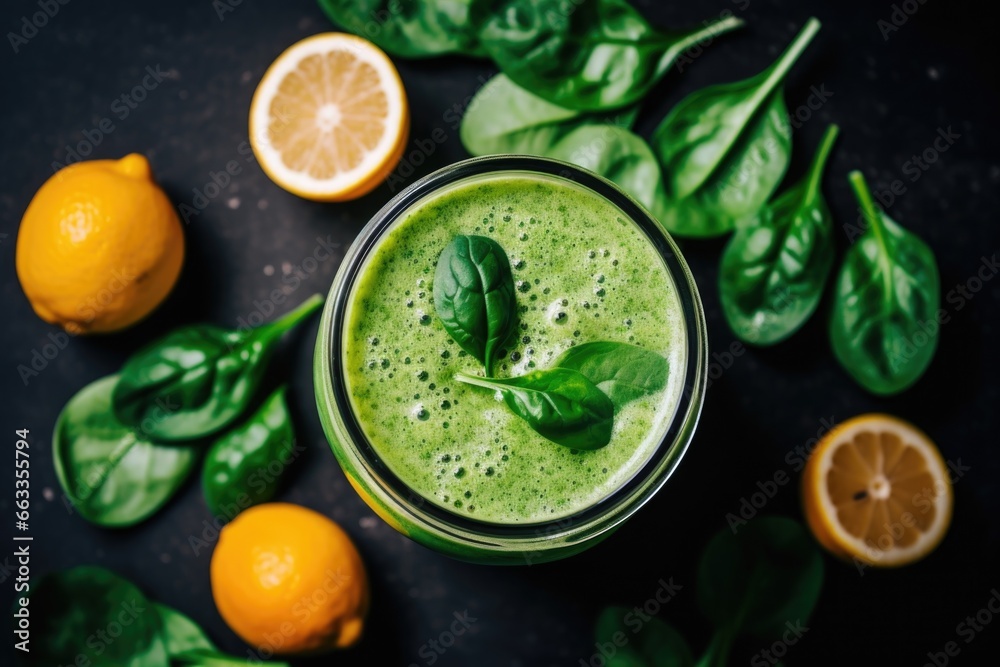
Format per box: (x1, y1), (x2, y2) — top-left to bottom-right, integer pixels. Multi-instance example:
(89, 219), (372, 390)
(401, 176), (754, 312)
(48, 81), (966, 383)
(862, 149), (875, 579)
(210, 503), (368, 655)
(249, 33), (409, 201)
(802, 413), (952, 567)
(15, 154), (184, 334)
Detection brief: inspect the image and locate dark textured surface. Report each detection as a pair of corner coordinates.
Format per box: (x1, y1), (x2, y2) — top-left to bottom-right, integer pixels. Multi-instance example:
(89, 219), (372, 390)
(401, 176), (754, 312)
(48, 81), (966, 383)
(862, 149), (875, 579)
(2, 0), (999, 665)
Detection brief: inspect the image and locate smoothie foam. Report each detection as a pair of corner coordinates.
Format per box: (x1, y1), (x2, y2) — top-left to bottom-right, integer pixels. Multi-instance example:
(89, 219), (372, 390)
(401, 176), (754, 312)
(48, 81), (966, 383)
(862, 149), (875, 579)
(344, 172), (685, 524)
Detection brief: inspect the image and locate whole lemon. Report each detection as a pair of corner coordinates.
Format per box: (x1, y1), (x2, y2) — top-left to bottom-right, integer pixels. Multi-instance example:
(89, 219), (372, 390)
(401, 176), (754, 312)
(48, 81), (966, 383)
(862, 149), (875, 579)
(15, 154), (184, 334)
(210, 503), (369, 655)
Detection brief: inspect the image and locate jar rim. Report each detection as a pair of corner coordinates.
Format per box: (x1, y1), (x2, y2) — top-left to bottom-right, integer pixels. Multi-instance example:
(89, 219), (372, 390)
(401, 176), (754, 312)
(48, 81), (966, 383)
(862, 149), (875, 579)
(318, 155), (707, 554)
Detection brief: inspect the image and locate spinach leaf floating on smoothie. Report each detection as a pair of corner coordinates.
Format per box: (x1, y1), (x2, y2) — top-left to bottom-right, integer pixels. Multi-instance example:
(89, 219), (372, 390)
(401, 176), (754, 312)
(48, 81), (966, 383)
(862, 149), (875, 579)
(25, 566), (169, 667)
(474, 0), (744, 112)
(455, 368), (614, 450)
(112, 294), (323, 441)
(53, 375), (199, 528)
(830, 171), (940, 395)
(434, 235), (516, 376)
(719, 124), (839, 345)
(460, 74), (637, 157)
(317, 0), (484, 58)
(202, 386), (295, 519)
(553, 341), (668, 405)
(652, 18), (820, 238)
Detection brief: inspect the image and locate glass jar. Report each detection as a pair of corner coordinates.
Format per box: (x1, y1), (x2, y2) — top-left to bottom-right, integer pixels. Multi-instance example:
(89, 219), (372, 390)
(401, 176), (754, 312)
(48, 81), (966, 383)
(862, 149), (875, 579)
(314, 155), (707, 564)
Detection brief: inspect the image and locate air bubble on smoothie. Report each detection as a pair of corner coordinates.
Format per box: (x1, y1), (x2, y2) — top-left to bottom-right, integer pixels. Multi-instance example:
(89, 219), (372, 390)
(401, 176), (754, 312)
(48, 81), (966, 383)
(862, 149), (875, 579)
(413, 406), (429, 421)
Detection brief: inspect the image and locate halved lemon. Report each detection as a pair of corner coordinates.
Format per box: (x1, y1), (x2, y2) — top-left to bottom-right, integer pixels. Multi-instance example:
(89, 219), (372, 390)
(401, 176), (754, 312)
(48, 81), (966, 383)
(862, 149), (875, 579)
(249, 33), (409, 201)
(802, 413), (952, 567)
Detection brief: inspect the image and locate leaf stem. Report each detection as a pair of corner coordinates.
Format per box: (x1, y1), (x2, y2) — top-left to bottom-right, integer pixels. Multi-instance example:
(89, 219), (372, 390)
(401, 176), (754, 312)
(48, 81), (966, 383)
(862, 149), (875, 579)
(454, 373), (498, 391)
(848, 170), (894, 297)
(666, 15), (745, 60)
(803, 124), (839, 205)
(755, 17), (821, 104)
(260, 293), (324, 339)
(698, 626), (736, 667)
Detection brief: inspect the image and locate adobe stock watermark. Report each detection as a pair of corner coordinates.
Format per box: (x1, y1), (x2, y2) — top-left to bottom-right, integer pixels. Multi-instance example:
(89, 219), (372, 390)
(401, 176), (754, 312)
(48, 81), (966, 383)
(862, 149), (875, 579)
(726, 416), (837, 533)
(853, 457), (970, 575)
(579, 578), (683, 667)
(408, 610), (479, 666)
(15, 595), (148, 656)
(180, 106), (295, 223)
(877, 0), (931, 41)
(751, 620), (809, 666)
(842, 126), (960, 242)
(922, 588), (1000, 666)
(386, 73), (493, 193)
(677, 339), (746, 404)
(50, 65), (174, 171)
(188, 440), (308, 557)
(715, 83), (834, 199)
(17, 267), (142, 386)
(674, 0), (751, 73)
(230, 238), (342, 336)
(239, 566), (356, 661)
(886, 252), (999, 374)
(213, 0), (245, 21)
(7, 0), (72, 54)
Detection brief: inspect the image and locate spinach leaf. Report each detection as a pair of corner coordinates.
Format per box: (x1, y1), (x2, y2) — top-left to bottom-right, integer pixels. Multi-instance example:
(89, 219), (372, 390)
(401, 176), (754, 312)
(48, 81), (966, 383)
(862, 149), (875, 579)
(157, 603), (293, 666)
(553, 341), (668, 405)
(318, 0), (483, 58)
(460, 74), (637, 157)
(53, 375), (199, 528)
(113, 294), (323, 441)
(697, 517), (823, 643)
(830, 171), (940, 395)
(720, 124), (839, 345)
(155, 604), (216, 654)
(25, 566), (169, 667)
(455, 368), (614, 449)
(596, 606), (694, 667)
(475, 0), (743, 111)
(172, 653), (283, 666)
(652, 18), (820, 238)
(202, 386), (295, 519)
(548, 124), (665, 214)
(434, 235), (516, 376)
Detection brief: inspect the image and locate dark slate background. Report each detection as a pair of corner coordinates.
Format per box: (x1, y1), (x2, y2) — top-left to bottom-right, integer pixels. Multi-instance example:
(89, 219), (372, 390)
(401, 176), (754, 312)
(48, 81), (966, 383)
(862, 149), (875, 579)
(2, 0), (998, 665)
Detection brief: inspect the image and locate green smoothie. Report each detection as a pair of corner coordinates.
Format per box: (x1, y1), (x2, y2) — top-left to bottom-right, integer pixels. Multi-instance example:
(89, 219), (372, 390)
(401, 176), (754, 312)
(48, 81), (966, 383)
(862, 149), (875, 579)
(343, 172), (685, 524)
